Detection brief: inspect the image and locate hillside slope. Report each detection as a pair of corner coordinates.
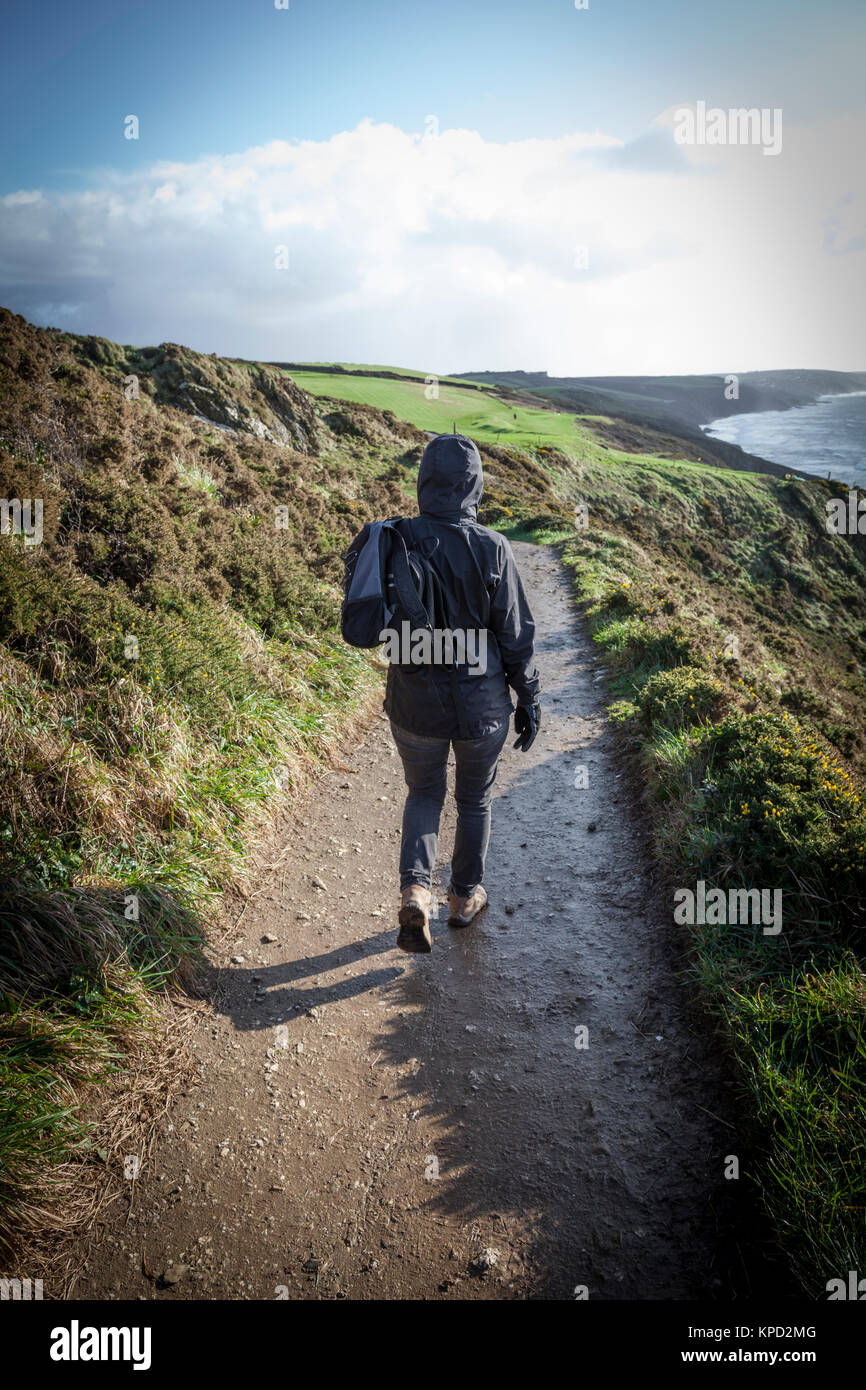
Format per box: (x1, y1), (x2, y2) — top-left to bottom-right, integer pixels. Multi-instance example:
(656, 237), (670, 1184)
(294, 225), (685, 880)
(549, 457), (866, 1291)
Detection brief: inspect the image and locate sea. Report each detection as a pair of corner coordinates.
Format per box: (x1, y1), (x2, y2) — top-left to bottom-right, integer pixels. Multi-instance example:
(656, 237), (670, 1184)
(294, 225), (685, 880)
(703, 392), (866, 489)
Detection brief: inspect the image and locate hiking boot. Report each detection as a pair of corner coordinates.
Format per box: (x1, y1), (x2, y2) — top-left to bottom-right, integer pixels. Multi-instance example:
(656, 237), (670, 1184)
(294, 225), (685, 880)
(397, 886), (433, 953)
(447, 883), (488, 928)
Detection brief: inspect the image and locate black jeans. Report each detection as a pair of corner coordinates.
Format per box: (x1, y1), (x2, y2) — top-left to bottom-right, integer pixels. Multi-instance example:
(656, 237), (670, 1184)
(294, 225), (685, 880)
(389, 717), (510, 897)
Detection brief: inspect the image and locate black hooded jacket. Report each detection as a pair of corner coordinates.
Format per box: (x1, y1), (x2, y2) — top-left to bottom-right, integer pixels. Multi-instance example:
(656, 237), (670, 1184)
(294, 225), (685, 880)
(343, 433), (540, 739)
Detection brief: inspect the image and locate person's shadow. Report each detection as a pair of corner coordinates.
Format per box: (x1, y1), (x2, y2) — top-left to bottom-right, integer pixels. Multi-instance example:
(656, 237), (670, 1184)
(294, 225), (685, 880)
(205, 929), (408, 1027)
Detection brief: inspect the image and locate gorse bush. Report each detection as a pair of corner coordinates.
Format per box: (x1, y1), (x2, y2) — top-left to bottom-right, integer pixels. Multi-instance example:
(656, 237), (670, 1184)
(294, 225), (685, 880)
(637, 665), (726, 731)
(695, 712), (866, 934)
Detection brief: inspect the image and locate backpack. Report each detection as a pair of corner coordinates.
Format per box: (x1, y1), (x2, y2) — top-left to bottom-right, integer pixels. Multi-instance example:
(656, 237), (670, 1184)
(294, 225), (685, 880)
(340, 518), (427, 649)
(341, 517), (488, 738)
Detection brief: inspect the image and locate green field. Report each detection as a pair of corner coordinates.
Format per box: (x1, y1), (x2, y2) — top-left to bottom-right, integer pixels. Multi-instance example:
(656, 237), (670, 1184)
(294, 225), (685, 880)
(284, 368), (600, 457)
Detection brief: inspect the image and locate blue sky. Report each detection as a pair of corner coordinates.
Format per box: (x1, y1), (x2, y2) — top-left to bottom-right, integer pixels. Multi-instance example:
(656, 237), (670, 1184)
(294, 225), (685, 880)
(4, 0), (865, 190)
(1, 0), (865, 372)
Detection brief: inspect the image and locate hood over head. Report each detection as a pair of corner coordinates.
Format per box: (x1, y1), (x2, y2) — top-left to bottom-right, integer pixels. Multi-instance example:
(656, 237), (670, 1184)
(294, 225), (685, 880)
(417, 434), (484, 521)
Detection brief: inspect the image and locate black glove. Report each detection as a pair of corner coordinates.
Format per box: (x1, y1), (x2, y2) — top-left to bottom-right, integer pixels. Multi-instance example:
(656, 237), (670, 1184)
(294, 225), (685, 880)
(513, 700), (541, 752)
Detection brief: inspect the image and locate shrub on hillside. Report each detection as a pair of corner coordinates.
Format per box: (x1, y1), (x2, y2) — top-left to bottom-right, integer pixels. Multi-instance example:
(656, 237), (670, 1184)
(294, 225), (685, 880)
(692, 711), (866, 934)
(638, 665), (726, 730)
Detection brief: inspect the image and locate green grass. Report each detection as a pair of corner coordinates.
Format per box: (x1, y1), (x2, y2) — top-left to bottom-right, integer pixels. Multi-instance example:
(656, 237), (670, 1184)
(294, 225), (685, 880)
(285, 368), (619, 458)
(175, 458), (220, 496)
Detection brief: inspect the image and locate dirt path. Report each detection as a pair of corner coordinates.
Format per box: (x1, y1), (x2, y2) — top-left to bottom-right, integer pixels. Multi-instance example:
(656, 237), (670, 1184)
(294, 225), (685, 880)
(73, 541), (752, 1301)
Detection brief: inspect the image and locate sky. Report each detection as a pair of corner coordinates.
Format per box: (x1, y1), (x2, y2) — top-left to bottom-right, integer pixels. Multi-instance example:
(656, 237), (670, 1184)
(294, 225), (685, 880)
(1, 0), (864, 375)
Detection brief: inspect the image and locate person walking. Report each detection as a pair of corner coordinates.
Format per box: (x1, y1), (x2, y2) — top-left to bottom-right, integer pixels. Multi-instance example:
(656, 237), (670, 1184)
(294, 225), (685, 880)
(342, 433), (541, 953)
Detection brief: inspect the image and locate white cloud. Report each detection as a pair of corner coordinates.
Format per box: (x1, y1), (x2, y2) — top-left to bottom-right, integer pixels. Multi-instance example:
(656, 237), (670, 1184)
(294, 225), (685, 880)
(1, 115), (864, 373)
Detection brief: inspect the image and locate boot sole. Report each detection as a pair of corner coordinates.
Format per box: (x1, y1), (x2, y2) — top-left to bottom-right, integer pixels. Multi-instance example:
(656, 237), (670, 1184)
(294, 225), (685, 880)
(397, 904), (433, 953)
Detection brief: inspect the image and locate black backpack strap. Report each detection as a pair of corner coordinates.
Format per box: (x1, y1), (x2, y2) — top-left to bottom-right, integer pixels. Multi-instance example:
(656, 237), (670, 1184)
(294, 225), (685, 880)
(388, 525), (432, 632)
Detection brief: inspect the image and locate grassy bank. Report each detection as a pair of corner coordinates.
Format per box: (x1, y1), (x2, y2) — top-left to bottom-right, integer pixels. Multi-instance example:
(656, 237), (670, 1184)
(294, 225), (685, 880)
(551, 453), (866, 1293)
(0, 311), (428, 1258)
